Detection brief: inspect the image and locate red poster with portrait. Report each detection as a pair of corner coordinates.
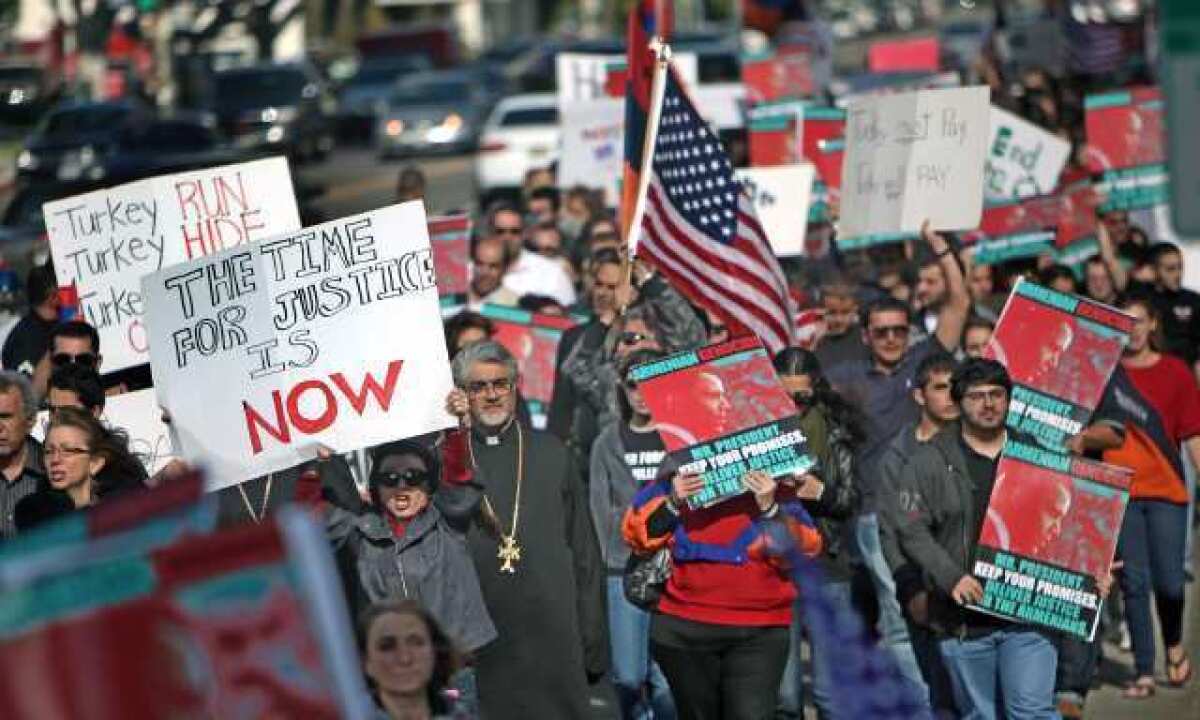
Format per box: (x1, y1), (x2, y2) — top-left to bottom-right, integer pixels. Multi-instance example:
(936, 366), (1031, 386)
(429, 214), (471, 308)
(743, 49), (815, 103)
(631, 337), (815, 508)
(986, 278), (1132, 450)
(1083, 86), (1167, 211)
(0, 505), (370, 719)
(480, 304), (577, 430)
(970, 442), (1131, 641)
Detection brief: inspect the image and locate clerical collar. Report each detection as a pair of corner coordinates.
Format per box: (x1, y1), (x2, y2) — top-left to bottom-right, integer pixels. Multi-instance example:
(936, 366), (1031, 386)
(475, 417), (516, 446)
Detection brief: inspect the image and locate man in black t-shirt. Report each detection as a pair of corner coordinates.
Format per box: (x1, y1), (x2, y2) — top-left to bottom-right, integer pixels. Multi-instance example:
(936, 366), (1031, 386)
(1150, 243), (1200, 369)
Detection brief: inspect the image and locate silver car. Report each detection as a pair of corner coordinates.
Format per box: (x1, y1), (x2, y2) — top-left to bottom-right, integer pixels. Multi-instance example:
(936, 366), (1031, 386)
(377, 70), (498, 157)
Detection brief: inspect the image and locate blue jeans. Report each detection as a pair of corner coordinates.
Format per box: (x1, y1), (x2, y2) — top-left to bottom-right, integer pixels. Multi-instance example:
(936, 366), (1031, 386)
(606, 576), (675, 720)
(856, 514), (931, 709)
(1117, 499), (1189, 677)
(778, 580), (853, 718)
(939, 628), (1059, 720)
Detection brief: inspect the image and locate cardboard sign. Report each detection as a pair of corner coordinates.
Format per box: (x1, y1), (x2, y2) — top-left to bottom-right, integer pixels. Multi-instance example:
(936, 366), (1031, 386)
(839, 86), (990, 237)
(631, 337), (815, 509)
(735, 164), (815, 257)
(985, 279), (1133, 450)
(985, 106), (1071, 200)
(480, 304), (576, 430)
(0, 501), (372, 718)
(559, 97), (625, 207)
(142, 203), (456, 490)
(969, 442), (1131, 641)
(1085, 86), (1168, 211)
(868, 37), (940, 73)
(428, 214), (471, 308)
(44, 158), (301, 372)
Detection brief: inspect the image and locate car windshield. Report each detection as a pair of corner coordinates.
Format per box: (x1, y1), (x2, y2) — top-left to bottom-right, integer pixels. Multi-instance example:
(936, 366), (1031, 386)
(0, 67), (39, 83)
(350, 57), (429, 86)
(120, 122), (218, 152)
(215, 70), (309, 109)
(391, 79), (472, 106)
(42, 107), (129, 137)
(498, 106), (557, 126)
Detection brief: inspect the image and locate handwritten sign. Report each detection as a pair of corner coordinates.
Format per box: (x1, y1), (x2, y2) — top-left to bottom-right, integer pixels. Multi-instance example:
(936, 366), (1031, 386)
(839, 86), (989, 238)
(557, 53), (698, 105)
(985, 106), (1071, 200)
(735, 164), (815, 257)
(559, 97), (624, 207)
(44, 158), (301, 372)
(142, 202), (456, 490)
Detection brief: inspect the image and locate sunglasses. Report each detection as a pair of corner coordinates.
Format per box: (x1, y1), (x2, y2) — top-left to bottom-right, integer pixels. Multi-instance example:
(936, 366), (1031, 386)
(619, 331), (648, 346)
(869, 325), (910, 340)
(51, 352), (98, 369)
(493, 226), (522, 235)
(373, 468), (432, 489)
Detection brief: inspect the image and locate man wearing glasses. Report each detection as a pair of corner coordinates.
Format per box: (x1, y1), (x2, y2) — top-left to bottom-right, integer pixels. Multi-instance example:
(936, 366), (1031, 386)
(29, 321), (105, 400)
(442, 340), (607, 720)
(893, 359), (1061, 719)
(485, 204), (576, 307)
(826, 222), (971, 707)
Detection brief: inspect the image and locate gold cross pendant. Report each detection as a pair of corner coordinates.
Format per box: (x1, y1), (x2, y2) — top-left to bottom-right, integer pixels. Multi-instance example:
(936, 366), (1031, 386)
(498, 535), (521, 574)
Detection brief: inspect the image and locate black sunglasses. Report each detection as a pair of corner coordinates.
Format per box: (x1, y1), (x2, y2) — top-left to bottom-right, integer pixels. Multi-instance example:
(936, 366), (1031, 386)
(372, 468), (432, 489)
(51, 352), (98, 369)
(619, 331), (648, 346)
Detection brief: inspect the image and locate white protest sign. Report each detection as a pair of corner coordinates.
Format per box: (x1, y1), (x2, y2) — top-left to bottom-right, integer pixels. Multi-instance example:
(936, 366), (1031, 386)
(142, 202), (456, 490)
(736, 164), (815, 257)
(839, 86), (989, 238)
(44, 157), (301, 372)
(33, 388), (177, 475)
(555, 52), (698, 105)
(985, 106), (1071, 201)
(559, 97), (624, 207)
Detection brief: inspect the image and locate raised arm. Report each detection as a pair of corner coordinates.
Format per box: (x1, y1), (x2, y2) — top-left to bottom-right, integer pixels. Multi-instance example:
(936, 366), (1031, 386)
(927, 222), (971, 353)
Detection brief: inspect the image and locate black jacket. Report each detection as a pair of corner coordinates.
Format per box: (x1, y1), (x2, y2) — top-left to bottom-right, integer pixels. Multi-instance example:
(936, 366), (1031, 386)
(891, 422), (981, 637)
(799, 404), (861, 581)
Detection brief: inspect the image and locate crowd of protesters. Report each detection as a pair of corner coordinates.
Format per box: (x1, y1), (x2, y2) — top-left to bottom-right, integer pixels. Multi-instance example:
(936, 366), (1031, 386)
(0, 4), (1198, 720)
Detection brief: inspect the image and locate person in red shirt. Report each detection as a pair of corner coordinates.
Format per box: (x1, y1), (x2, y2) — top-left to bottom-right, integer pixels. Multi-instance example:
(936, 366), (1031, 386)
(623, 459), (822, 719)
(1105, 293), (1200, 697)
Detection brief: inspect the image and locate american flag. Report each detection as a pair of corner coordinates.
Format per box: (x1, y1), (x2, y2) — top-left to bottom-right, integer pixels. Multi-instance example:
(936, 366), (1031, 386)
(633, 66), (796, 353)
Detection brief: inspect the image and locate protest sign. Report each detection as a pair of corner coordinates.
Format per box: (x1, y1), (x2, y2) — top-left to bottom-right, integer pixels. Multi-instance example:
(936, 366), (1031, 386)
(985, 106), (1071, 200)
(735, 164), (815, 257)
(559, 52), (697, 105)
(868, 37), (940, 73)
(44, 157), (301, 371)
(480, 304), (576, 430)
(776, 20), (835, 93)
(985, 279), (1133, 450)
(142, 202), (456, 490)
(1162, 0), (1200, 234)
(968, 195), (1062, 266)
(428, 214), (471, 309)
(747, 101), (805, 166)
(969, 441), (1132, 641)
(692, 83), (746, 130)
(743, 48), (815, 102)
(631, 337), (815, 509)
(559, 97), (624, 206)
(0, 506), (372, 718)
(1085, 86), (1168, 212)
(839, 86), (989, 238)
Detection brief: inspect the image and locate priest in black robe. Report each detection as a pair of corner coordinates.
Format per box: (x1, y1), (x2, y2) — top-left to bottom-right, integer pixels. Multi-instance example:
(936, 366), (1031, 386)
(442, 340), (608, 719)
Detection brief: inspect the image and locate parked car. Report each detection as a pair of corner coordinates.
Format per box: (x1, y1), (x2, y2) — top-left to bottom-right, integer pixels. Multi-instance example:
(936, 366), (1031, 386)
(0, 179), (102, 280)
(377, 69), (501, 158)
(474, 93), (558, 206)
(336, 53), (433, 142)
(212, 63), (336, 162)
(15, 100), (151, 182)
(0, 61), (62, 127)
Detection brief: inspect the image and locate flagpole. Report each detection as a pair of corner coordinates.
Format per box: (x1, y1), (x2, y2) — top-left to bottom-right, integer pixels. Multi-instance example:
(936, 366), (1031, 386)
(626, 39), (672, 259)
